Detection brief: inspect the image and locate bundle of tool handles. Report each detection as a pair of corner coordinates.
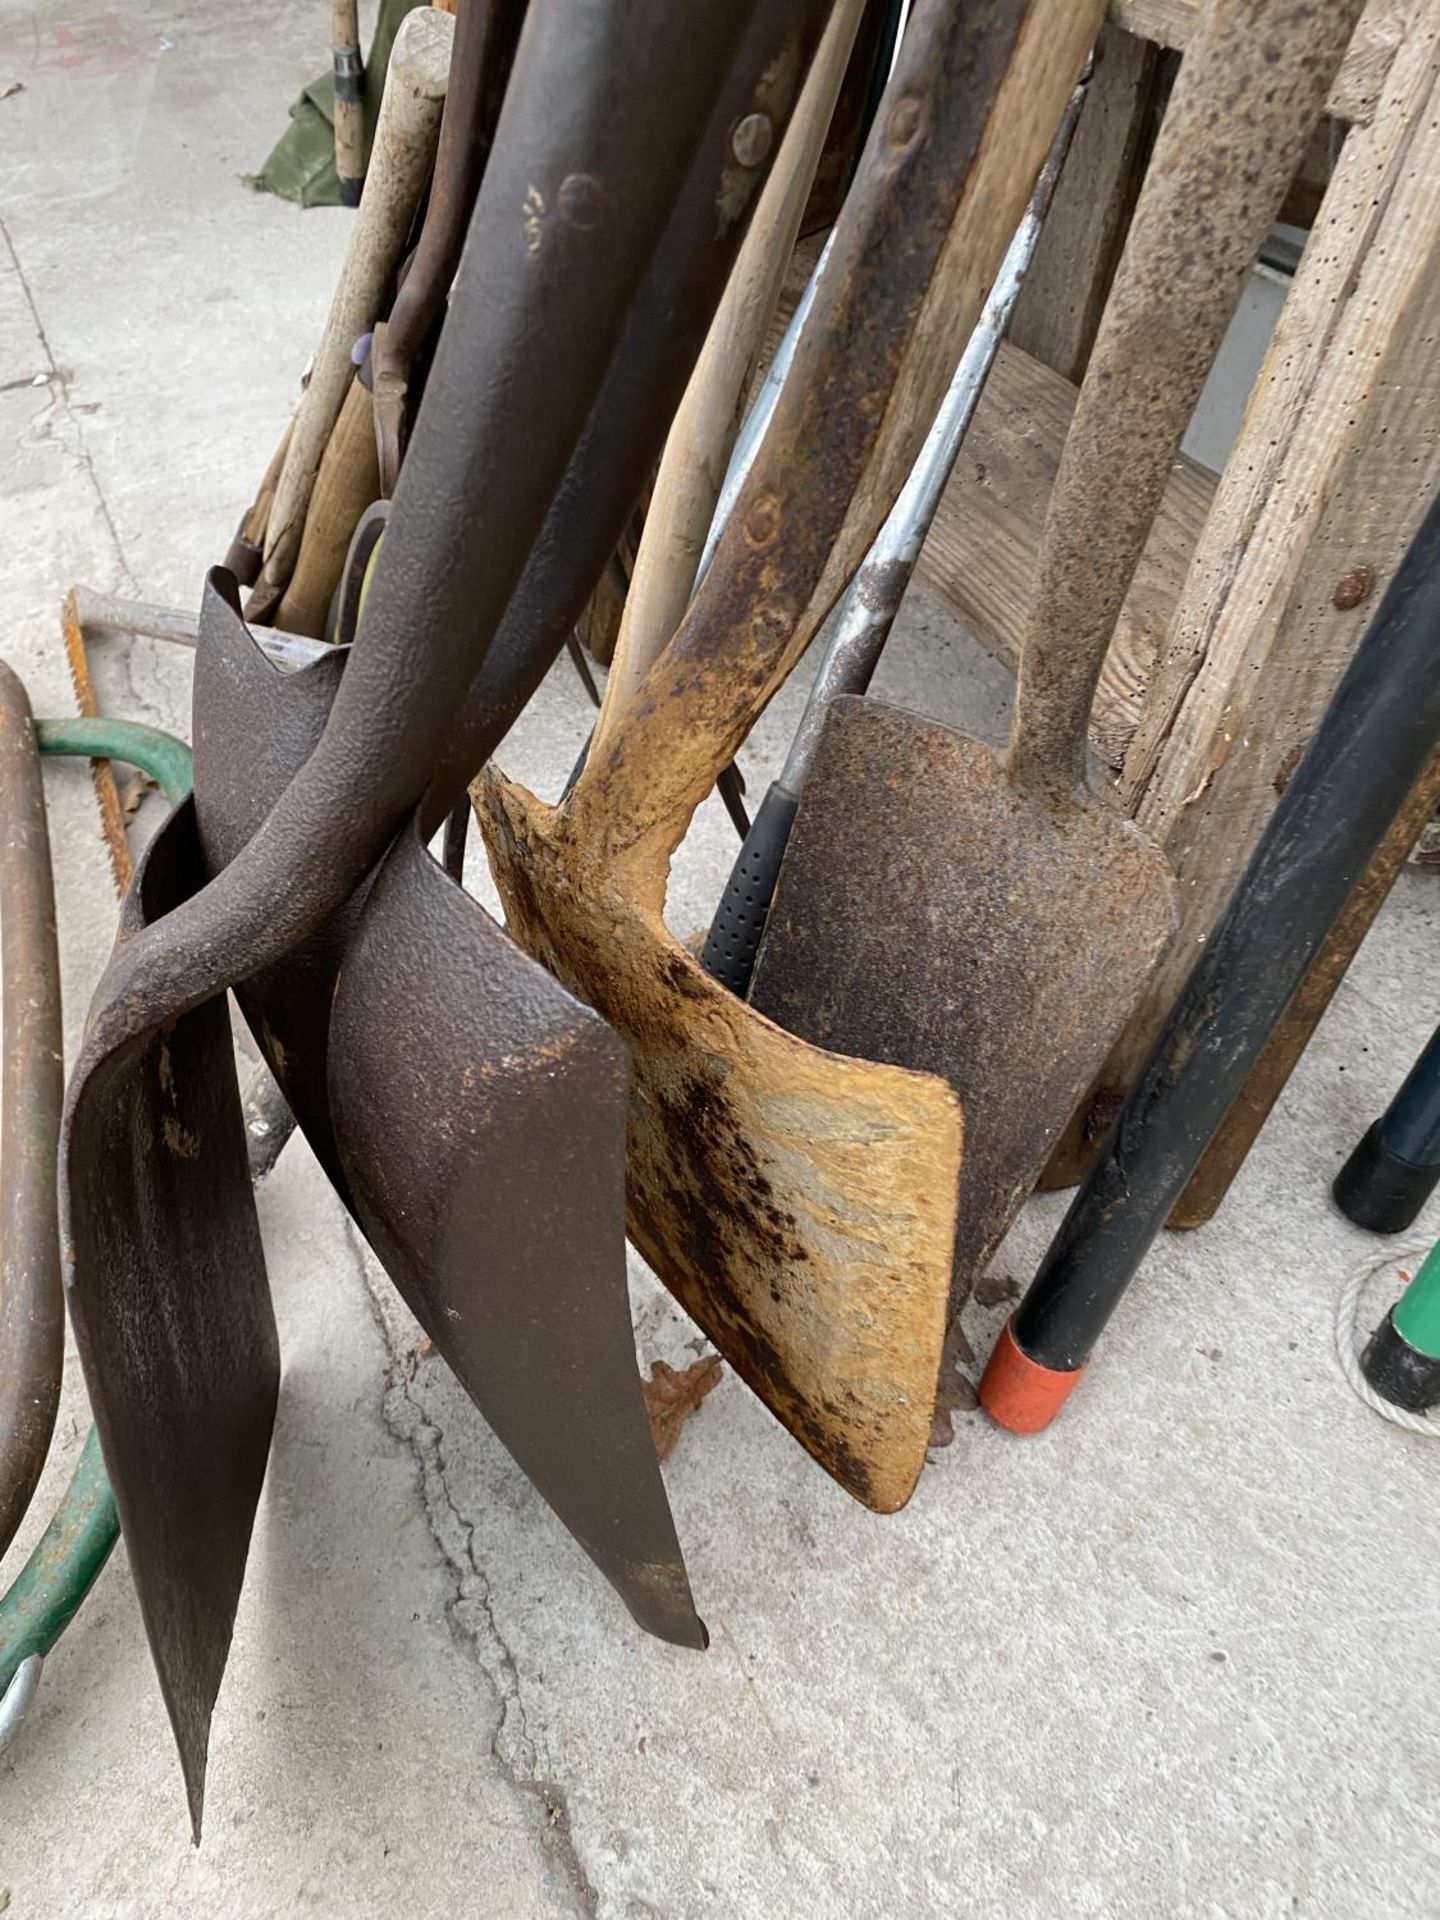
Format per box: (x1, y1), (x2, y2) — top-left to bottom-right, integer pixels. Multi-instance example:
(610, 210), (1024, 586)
(7, 0), (1429, 1839)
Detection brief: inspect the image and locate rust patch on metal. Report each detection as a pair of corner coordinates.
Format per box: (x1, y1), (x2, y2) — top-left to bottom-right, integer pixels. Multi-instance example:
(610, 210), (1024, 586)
(1082, 1085), (1127, 1145)
(1272, 740), (1305, 796)
(161, 1115), (201, 1161)
(61, 587), (131, 893)
(479, 769), (961, 1513)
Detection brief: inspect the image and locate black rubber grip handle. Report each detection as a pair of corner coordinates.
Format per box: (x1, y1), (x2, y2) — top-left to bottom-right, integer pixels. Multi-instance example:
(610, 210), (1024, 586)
(701, 781), (798, 996)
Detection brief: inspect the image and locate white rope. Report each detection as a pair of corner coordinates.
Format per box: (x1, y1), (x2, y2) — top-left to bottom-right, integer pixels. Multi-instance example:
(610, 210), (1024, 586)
(1334, 1243), (1440, 1437)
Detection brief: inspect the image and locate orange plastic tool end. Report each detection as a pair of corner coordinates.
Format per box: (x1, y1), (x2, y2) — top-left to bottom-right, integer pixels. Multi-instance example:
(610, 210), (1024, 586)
(979, 1318), (1085, 1434)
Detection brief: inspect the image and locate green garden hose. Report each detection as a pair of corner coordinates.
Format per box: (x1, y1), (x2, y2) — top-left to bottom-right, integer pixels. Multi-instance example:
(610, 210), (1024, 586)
(35, 717), (194, 806)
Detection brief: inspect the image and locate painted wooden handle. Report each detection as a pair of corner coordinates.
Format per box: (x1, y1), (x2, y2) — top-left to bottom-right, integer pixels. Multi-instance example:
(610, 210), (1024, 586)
(568, 0), (1105, 870)
(589, 0), (867, 763)
(255, 6), (452, 609)
(1006, 0), (1367, 799)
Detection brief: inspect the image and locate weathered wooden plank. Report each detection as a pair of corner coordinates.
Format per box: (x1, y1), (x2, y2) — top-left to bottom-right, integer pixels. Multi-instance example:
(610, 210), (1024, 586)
(1010, 22), (1162, 383)
(916, 340), (1215, 771)
(1046, 10), (1440, 1188)
(1109, 0), (1405, 123)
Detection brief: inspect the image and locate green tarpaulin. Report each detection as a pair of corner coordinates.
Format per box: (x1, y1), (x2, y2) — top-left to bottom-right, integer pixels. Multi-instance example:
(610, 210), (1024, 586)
(246, 0), (427, 209)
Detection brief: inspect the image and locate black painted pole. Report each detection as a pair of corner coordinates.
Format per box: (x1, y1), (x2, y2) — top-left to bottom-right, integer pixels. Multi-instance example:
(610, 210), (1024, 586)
(1333, 1019), (1440, 1233)
(981, 486), (1440, 1432)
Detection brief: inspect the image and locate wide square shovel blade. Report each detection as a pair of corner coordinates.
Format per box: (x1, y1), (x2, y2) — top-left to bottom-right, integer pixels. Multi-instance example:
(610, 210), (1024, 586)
(750, 696), (1175, 1295)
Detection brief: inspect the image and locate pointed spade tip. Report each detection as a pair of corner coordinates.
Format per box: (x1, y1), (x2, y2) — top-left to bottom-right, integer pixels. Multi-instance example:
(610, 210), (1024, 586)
(168, 1684), (217, 1846)
(668, 1610), (710, 1654)
(182, 1744), (208, 1848)
(617, 1558), (708, 1652)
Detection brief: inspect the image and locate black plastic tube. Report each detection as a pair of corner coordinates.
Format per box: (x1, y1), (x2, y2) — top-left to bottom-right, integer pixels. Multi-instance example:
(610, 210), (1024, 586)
(1334, 1022), (1440, 1233)
(993, 487), (1440, 1409)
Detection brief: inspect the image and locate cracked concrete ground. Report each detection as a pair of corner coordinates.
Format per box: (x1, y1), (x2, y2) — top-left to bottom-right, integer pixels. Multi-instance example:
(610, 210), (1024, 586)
(1, 4), (1438, 1915)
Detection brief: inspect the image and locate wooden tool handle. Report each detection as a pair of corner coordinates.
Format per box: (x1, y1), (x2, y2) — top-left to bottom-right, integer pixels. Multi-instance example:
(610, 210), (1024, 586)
(223, 414), (293, 586)
(87, 0), (783, 1053)
(331, 0), (367, 206)
(255, 7), (452, 609)
(275, 371), (380, 637)
(588, 0), (867, 763)
(568, 0), (1105, 868)
(372, 0), (526, 492)
(379, 0), (522, 376)
(1006, 0), (1366, 802)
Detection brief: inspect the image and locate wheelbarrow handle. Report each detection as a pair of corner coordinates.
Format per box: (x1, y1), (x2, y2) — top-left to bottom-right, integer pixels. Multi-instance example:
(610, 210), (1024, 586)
(0, 664), (64, 1564)
(1006, 0), (1367, 803)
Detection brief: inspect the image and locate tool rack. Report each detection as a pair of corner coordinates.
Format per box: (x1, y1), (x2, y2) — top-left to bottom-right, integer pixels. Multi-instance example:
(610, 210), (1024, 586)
(910, 0), (1440, 1219)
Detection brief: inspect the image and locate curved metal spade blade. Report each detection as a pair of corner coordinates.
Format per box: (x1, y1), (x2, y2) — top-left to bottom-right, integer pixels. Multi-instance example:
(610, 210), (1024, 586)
(62, 800), (276, 1840)
(191, 572), (354, 1195)
(331, 822), (704, 1647)
(61, 0), (814, 1832)
(478, 0), (1104, 1510)
(193, 582), (702, 1647)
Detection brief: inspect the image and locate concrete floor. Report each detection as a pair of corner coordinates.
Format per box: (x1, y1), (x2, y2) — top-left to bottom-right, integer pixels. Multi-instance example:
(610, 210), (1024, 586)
(2, 4), (1438, 1915)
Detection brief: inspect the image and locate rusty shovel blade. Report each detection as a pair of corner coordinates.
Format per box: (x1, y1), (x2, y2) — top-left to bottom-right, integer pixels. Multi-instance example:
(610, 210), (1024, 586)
(478, 0), (1108, 1511)
(749, 695), (1177, 1303)
(330, 822), (703, 1645)
(192, 583), (702, 1646)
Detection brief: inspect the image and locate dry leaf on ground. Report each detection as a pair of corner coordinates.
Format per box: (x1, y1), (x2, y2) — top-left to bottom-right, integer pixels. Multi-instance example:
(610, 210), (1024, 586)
(643, 1354), (724, 1461)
